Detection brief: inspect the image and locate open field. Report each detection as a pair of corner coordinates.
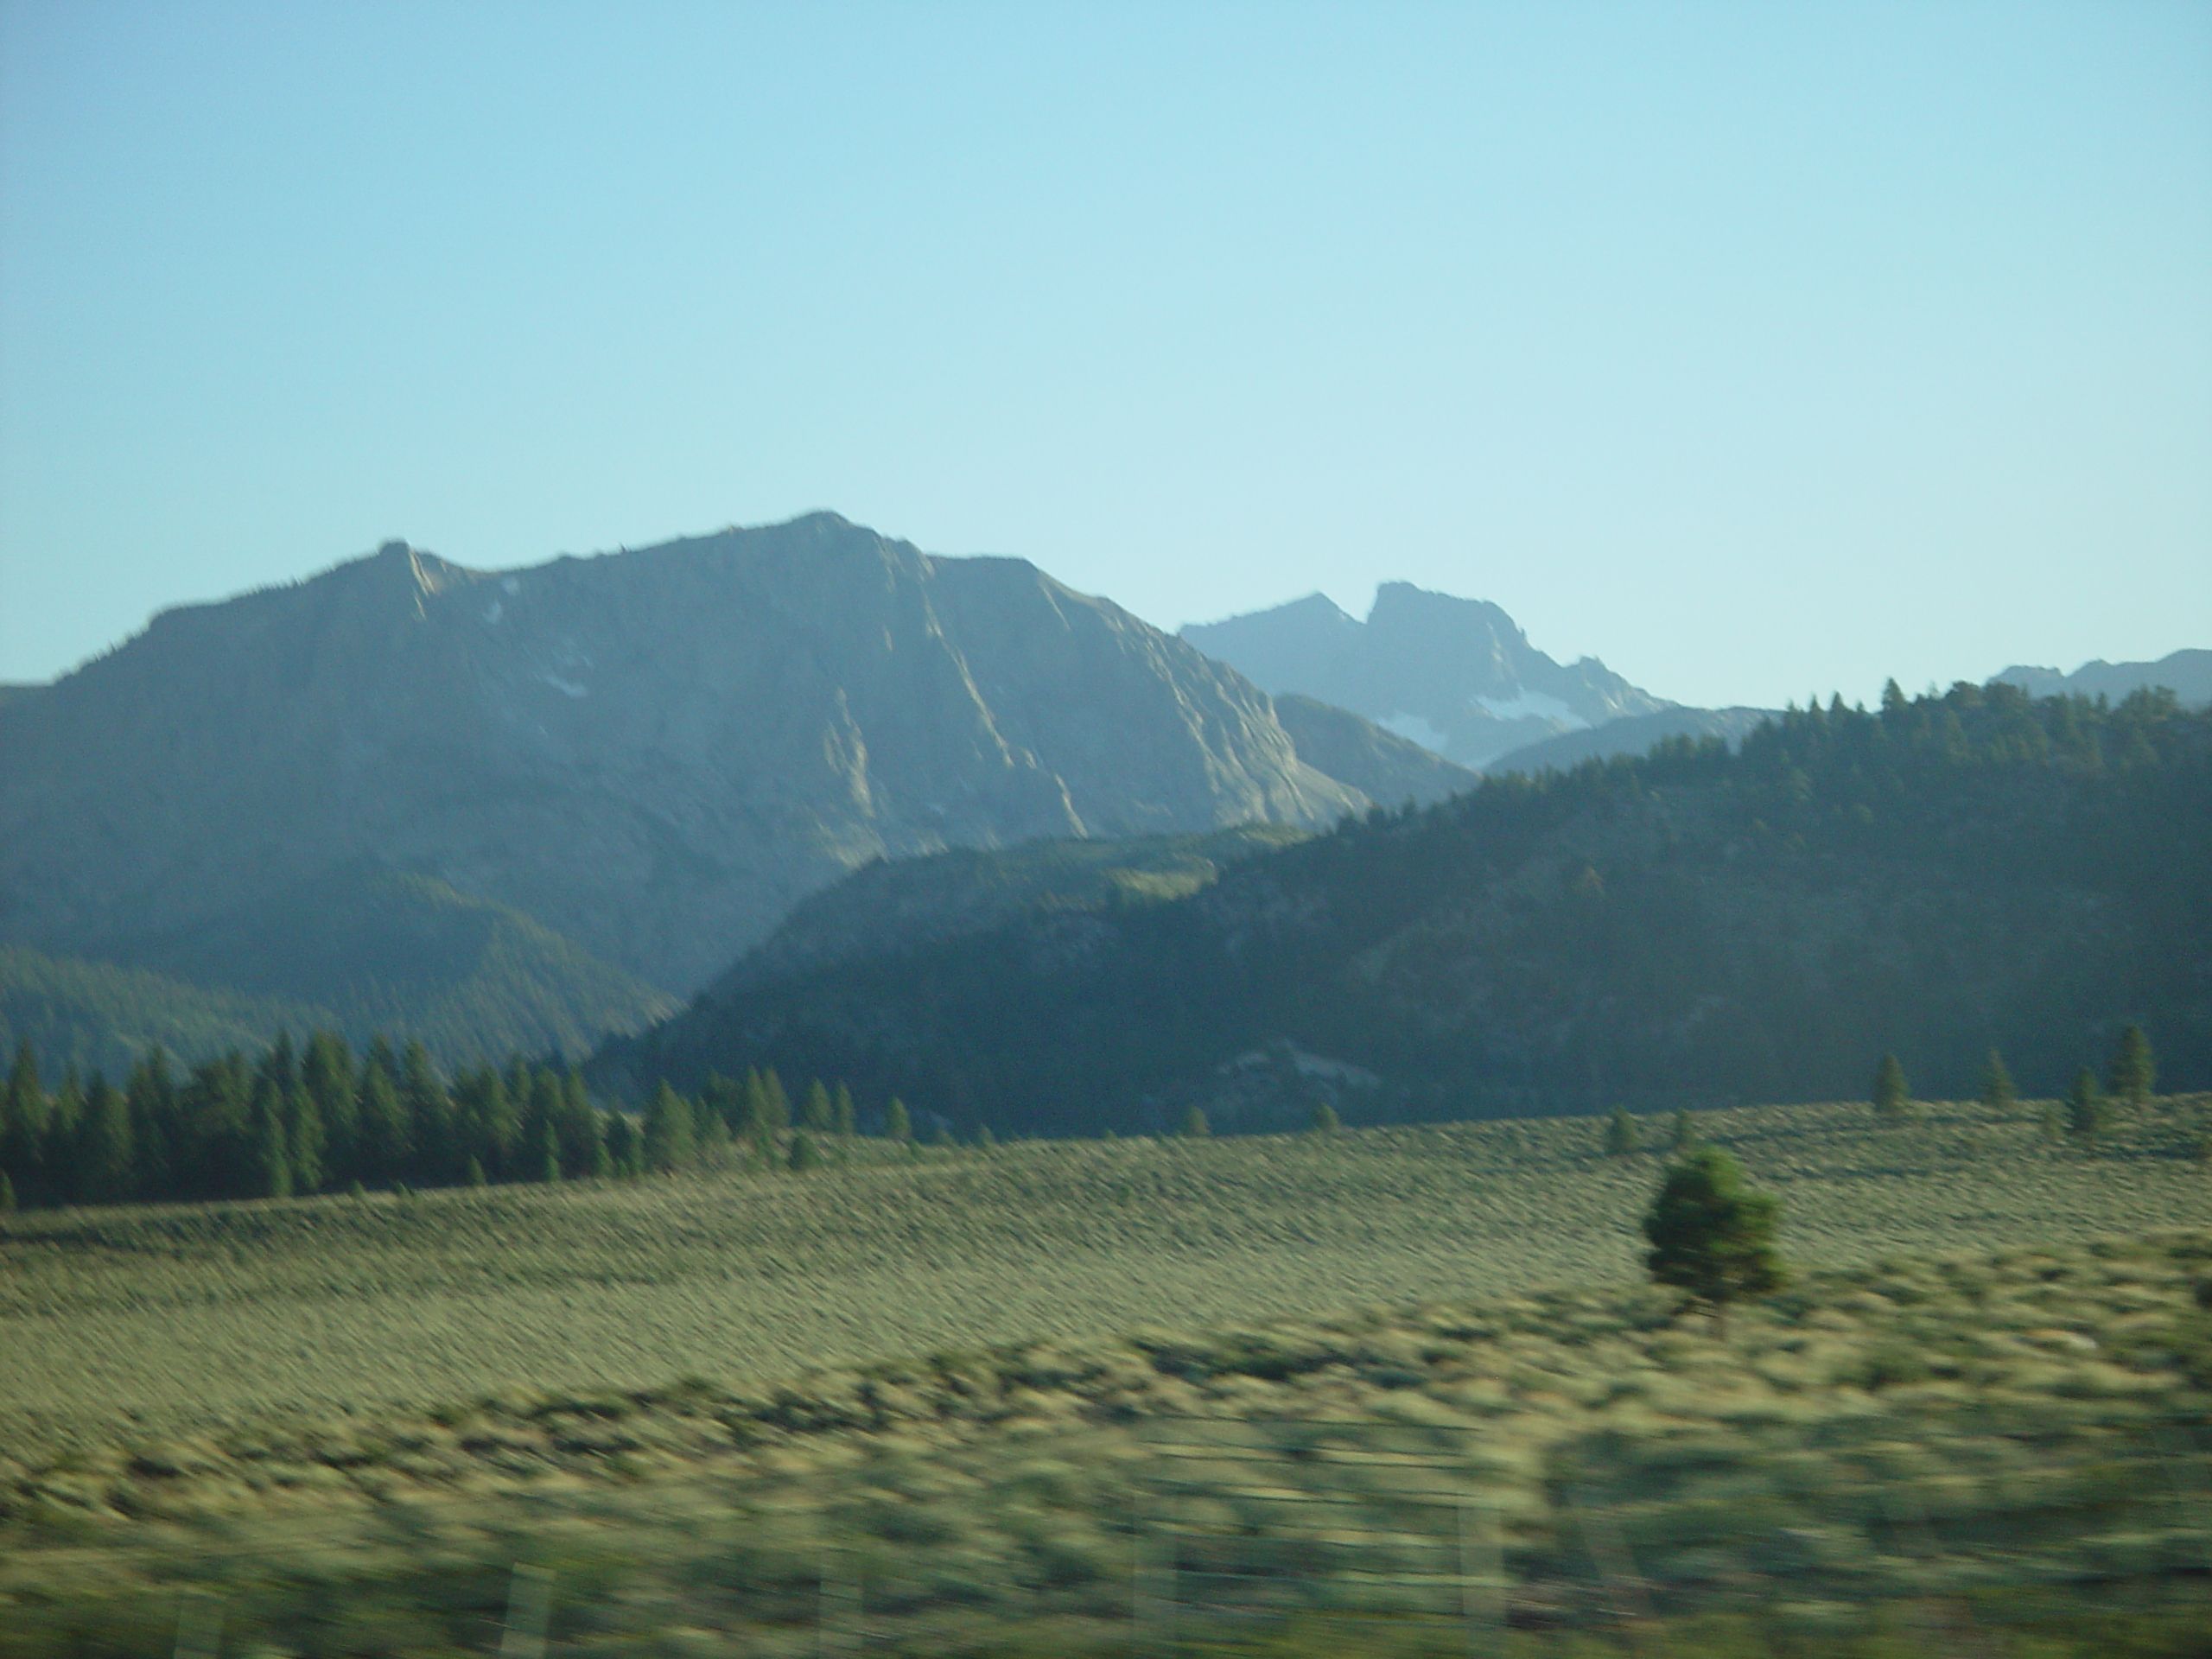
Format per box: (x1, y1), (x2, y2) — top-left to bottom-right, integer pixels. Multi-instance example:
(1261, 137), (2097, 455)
(2, 1227), (2209, 1655)
(3, 1096), (2208, 1452)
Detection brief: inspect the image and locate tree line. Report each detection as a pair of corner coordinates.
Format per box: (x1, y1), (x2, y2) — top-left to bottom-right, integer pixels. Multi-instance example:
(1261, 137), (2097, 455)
(0, 1033), (888, 1214)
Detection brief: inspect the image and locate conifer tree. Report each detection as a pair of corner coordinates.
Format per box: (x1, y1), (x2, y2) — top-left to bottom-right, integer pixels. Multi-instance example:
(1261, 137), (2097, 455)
(0, 1040), (45, 1196)
(557, 1069), (603, 1179)
(885, 1098), (912, 1144)
(1604, 1107), (1640, 1157)
(251, 1084), (292, 1199)
(589, 1133), (613, 1180)
(45, 1069), (86, 1195)
(0, 1170), (14, 1214)
(788, 1129), (819, 1172)
(1307, 1102), (1340, 1134)
(698, 1108), (736, 1171)
(2108, 1026), (2155, 1109)
(931, 1119), (956, 1149)
(1641, 1147), (1785, 1336)
(761, 1070), (791, 1134)
(1179, 1105), (1211, 1139)
(1872, 1054), (1910, 1122)
(801, 1080), (834, 1134)
(78, 1076), (136, 1205)
(1978, 1049), (2018, 1111)
(605, 1110), (641, 1178)
(1669, 1109), (1696, 1152)
(642, 1084), (696, 1173)
(975, 1124), (995, 1151)
(464, 1155), (487, 1187)
(302, 1032), (358, 1179)
(355, 1052), (410, 1187)
(2065, 1067), (2109, 1153)
(401, 1042), (454, 1185)
(833, 1083), (856, 1139)
(124, 1050), (176, 1199)
(701, 1073), (745, 1135)
(536, 1119), (562, 1184)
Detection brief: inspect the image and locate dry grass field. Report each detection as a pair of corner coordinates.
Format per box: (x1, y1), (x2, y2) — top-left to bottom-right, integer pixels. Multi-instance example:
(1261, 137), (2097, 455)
(3, 1097), (2209, 1656)
(3, 1096), (2207, 1452)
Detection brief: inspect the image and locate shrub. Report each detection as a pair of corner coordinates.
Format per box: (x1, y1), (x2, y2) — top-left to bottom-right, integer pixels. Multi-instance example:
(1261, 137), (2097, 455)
(1872, 1053), (1910, 1122)
(1306, 1102), (1339, 1135)
(1604, 1108), (1640, 1157)
(1642, 1147), (1785, 1335)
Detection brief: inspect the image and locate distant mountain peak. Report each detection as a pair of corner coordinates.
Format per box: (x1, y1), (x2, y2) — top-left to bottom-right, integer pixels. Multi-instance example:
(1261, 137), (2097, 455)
(1180, 582), (1667, 770)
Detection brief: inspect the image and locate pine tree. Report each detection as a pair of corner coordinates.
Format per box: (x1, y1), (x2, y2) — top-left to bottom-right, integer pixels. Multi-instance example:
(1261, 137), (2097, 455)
(45, 1069), (86, 1197)
(2108, 1026), (2155, 1109)
(302, 1031), (358, 1179)
(885, 1098), (912, 1144)
(1669, 1110), (1696, 1152)
(642, 1084), (696, 1173)
(1, 1039), (46, 1198)
(801, 1080), (834, 1134)
(124, 1050), (177, 1200)
(251, 1084), (292, 1199)
(701, 1073), (745, 1135)
(401, 1042), (454, 1185)
(1179, 1105), (1211, 1139)
(788, 1129), (819, 1173)
(557, 1070), (603, 1179)
(760, 1070), (791, 1135)
(833, 1083), (856, 1139)
(1604, 1107), (1640, 1157)
(931, 1119), (956, 1149)
(536, 1119), (562, 1184)
(1307, 1102), (1340, 1135)
(0, 1170), (14, 1214)
(355, 1055), (410, 1187)
(1872, 1053), (1910, 1122)
(1978, 1049), (2018, 1111)
(698, 1109), (736, 1171)
(78, 1076), (136, 1205)
(1641, 1147), (1785, 1335)
(974, 1124), (995, 1151)
(605, 1110), (641, 1177)
(464, 1155), (487, 1187)
(2065, 1067), (2109, 1152)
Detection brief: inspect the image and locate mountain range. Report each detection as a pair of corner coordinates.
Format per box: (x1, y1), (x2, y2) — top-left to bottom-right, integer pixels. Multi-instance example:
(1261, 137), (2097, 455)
(602, 682), (2211, 1127)
(0, 514), (1462, 1066)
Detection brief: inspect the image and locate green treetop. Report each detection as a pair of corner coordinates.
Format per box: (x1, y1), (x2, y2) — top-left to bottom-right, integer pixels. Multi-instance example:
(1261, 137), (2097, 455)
(2108, 1026), (2155, 1109)
(1978, 1048), (2018, 1111)
(1641, 1146), (1786, 1335)
(1871, 1053), (1910, 1122)
(642, 1083), (696, 1173)
(1604, 1107), (1640, 1157)
(2065, 1067), (2109, 1152)
(885, 1098), (912, 1143)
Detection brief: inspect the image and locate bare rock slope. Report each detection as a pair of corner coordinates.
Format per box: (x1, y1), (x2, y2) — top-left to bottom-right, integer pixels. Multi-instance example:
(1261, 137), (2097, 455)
(0, 514), (1364, 998)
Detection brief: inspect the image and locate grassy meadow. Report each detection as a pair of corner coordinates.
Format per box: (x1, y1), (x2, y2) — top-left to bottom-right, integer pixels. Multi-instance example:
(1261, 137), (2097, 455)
(2, 1096), (2209, 1655)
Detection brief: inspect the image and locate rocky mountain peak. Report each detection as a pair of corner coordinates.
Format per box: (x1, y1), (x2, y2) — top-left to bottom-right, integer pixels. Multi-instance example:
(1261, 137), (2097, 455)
(1181, 582), (1668, 770)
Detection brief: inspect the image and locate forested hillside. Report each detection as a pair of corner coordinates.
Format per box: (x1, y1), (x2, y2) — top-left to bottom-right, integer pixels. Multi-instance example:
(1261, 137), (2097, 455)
(606, 683), (2212, 1131)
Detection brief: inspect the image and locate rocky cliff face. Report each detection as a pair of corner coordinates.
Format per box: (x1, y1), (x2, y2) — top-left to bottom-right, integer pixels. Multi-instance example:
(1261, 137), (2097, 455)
(1181, 582), (1669, 769)
(0, 514), (1363, 995)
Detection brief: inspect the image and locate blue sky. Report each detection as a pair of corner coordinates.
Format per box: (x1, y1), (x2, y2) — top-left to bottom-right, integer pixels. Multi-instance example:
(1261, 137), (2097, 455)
(2, 1), (2206, 707)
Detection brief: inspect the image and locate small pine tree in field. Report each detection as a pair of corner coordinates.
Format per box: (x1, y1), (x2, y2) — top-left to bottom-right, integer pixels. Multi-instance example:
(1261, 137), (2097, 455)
(537, 1120), (562, 1184)
(885, 1098), (912, 1144)
(1979, 1049), (2018, 1111)
(1669, 1110), (1696, 1152)
(464, 1156), (486, 1187)
(2109, 1026), (2155, 1109)
(1642, 1147), (1785, 1336)
(1307, 1102), (1340, 1135)
(974, 1124), (995, 1152)
(2066, 1067), (2109, 1152)
(931, 1120), (956, 1149)
(833, 1084), (856, 1139)
(698, 1109), (736, 1171)
(801, 1081), (834, 1134)
(1604, 1108), (1640, 1157)
(604, 1112), (640, 1177)
(788, 1130), (819, 1173)
(1179, 1105), (1211, 1139)
(1872, 1054), (1910, 1122)
(2038, 1102), (2063, 1144)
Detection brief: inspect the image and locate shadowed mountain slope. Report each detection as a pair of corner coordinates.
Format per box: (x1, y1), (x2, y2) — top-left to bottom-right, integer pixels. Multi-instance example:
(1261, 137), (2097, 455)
(603, 684), (2211, 1131)
(1992, 648), (2211, 708)
(0, 515), (1367, 1001)
(1484, 705), (1777, 775)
